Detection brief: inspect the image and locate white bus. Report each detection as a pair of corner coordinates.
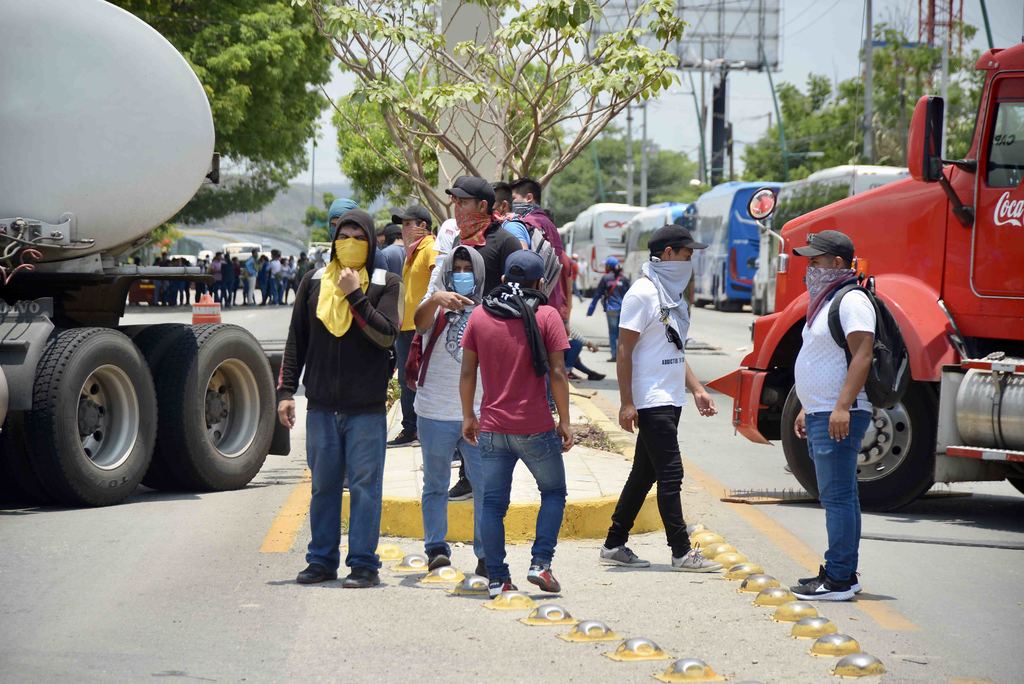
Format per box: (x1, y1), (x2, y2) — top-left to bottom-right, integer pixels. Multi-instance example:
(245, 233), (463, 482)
(570, 203), (643, 293)
(621, 202), (693, 283)
(752, 165), (909, 315)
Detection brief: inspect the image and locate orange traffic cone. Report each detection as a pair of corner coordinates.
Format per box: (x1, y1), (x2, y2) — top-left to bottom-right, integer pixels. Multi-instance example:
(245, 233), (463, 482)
(192, 292), (222, 324)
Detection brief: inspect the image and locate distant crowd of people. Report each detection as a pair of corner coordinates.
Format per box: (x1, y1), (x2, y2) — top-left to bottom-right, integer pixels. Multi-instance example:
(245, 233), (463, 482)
(147, 249), (322, 307)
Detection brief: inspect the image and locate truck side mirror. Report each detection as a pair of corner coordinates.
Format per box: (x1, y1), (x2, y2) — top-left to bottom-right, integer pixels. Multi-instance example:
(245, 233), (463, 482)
(747, 187), (777, 220)
(908, 96), (944, 183)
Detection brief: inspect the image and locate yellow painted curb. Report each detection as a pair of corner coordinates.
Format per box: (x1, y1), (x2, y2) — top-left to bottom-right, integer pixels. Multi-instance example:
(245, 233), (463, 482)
(570, 387), (638, 458)
(341, 492), (662, 542)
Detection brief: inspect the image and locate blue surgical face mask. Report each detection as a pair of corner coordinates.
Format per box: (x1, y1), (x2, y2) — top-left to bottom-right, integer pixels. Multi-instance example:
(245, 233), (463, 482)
(452, 272), (476, 296)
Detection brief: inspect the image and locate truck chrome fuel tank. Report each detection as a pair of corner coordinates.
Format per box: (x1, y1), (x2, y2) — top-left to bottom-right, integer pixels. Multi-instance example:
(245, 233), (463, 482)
(0, 0), (215, 261)
(956, 367), (1024, 450)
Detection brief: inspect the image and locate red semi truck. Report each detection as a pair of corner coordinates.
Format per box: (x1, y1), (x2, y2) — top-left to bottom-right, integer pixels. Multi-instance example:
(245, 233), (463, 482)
(710, 43), (1024, 511)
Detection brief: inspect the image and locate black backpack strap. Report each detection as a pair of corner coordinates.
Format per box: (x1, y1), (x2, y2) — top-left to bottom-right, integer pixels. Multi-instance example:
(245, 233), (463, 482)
(827, 284), (871, 353)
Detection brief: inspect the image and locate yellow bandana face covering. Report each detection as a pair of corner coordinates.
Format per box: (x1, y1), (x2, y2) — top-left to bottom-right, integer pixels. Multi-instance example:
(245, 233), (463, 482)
(316, 239), (370, 337)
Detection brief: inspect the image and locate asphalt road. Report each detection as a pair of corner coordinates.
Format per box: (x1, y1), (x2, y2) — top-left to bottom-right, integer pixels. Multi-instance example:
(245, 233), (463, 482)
(0, 302), (1020, 683)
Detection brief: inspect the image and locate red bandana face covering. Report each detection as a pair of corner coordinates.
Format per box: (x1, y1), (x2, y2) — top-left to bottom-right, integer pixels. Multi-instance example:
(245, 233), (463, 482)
(454, 203), (490, 247)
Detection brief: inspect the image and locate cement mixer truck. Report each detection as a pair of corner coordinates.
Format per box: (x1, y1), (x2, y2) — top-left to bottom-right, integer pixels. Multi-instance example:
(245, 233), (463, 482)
(710, 42), (1024, 511)
(0, 0), (285, 505)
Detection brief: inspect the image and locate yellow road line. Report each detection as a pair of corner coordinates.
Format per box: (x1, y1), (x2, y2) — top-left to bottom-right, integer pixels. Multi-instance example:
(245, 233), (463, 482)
(578, 389), (921, 632)
(259, 469), (312, 553)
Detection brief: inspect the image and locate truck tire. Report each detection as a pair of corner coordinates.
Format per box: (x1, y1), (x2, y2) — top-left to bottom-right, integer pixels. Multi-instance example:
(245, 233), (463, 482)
(780, 382), (937, 511)
(129, 323), (192, 490)
(25, 328), (156, 506)
(149, 324), (274, 491)
(0, 412), (54, 505)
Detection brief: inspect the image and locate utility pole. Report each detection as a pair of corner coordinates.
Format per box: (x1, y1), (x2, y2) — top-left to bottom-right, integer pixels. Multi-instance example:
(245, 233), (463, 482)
(710, 70), (728, 185)
(640, 102), (649, 206)
(863, 0), (874, 163)
(625, 105), (635, 205)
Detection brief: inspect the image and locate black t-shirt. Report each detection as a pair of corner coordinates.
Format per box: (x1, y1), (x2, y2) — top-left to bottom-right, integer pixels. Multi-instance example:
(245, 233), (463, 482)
(473, 222), (523, 295)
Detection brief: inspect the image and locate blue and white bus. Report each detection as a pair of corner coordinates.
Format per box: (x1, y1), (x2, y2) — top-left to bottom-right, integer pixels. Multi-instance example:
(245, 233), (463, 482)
(691, 181), (782, 311)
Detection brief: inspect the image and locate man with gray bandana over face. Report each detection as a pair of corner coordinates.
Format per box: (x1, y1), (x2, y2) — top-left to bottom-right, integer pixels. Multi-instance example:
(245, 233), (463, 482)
(600, 224), (723, 573)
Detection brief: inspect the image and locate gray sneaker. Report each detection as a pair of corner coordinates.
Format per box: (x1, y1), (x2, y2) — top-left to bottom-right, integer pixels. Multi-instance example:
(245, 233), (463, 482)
(599, 545), (651, 568)
(671, 545), (722, 573)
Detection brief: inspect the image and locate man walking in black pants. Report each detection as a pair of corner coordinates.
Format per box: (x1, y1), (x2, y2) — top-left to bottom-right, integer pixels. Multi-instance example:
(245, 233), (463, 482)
(599, 225), (722, 572)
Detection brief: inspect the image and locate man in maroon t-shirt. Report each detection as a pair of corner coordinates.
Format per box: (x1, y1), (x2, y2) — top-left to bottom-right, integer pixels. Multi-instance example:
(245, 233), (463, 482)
(460, 251), (572, 598)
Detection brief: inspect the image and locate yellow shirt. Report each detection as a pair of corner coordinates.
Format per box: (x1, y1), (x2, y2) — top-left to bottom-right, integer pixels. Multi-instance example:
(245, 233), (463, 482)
(401, 235), (436, 331)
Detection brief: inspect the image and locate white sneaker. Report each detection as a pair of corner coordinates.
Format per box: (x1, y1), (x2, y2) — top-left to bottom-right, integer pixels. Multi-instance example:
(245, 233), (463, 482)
(671, 545), (722, 573)
(599, 545), (651, 568)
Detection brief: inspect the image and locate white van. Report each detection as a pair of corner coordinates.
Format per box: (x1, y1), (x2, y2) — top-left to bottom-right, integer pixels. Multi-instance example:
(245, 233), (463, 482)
(752, 165), (909, 314)
(571, 203), (643, 293)
(222, 241), (263, 259)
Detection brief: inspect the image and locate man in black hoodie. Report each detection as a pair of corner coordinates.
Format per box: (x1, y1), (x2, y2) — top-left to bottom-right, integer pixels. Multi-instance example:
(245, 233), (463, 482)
(277, 209), (401, 589)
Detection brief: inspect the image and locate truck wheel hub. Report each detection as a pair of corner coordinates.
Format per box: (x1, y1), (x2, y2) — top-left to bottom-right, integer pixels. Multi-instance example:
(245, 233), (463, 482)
(856, 404), (913, 481)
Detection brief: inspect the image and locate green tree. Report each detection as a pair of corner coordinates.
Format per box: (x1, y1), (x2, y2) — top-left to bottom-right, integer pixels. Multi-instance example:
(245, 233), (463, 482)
(303, 192), (335, 243)
(111, 1), (333, 222)
(547, 133), (701, 221)
(742, 25), (984, 181)
(300, 0), (685, 216)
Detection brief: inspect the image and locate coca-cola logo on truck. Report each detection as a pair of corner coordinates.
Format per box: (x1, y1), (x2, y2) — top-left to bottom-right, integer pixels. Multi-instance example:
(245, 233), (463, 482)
(994, 191), (1024, 227)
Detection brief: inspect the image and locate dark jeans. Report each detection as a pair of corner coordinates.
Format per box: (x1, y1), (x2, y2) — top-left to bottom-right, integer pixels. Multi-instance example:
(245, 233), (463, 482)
(605, 405), (690, 557)
(306, 409), (386, 572)
(394, 330), (417, 433)
(606, 310), (620, 360)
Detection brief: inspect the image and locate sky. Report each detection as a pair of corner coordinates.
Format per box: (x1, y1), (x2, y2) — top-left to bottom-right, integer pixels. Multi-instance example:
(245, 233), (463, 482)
(292, 0), (1024, 188)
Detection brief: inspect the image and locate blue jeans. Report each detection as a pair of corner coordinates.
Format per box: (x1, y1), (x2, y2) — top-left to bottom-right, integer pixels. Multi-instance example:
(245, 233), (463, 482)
(305, 409), (386, 572)
(805, 410), (871, 581)
(395, 331), (417, 433)
(606, 310), (620, 360)
(417, 417), (484, 559)
(479, 430), (567, 581)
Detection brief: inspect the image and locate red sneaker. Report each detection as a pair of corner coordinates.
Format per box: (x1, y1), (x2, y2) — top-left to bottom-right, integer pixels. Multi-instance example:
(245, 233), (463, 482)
(527, 564), (561, 593)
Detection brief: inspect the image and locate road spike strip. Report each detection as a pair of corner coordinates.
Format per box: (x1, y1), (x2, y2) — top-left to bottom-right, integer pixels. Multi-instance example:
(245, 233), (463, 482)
(392, 554), (428, 573)
(482, 591), (536, 611)
(557, 620), (620, 642)
(603, 637), (671, 662)
(519, 604), (578, 626)
(653, 658), (726, 682)
(375, 543), (404, 561)
(831, 653), (886, 677)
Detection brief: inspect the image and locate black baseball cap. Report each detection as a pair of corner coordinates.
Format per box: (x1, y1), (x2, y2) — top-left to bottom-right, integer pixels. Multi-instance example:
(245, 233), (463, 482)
(793, 230), (855, 263)
(445, 176), (496, 206)
(649, 224), (708, 254)
(504, 250), (545, 283)
(391, 204), (432, 227)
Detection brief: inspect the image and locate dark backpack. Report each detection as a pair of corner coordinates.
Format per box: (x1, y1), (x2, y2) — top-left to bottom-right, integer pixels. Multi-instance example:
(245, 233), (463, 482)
(827, 277), (910, 408)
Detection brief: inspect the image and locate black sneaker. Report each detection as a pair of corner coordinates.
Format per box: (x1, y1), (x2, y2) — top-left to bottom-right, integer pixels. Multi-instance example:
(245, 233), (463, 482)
(586, 371), (606, 381)
(798, 565), (861, 593)
(448, 476), (473, 501)
(296, 563), (337, 585)
(791, 575), (855, 602)
(487, 580), (517, 598)
(387, 430), (418, 448)
(475, 558), (488, 579)
(427, 550), (451, 571)
(342, 567), (381, 589)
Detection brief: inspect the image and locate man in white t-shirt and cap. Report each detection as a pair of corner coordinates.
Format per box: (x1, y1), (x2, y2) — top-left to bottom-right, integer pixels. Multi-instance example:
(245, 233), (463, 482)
(789, 229), (875, 602)
(599, 224), (722, 572)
